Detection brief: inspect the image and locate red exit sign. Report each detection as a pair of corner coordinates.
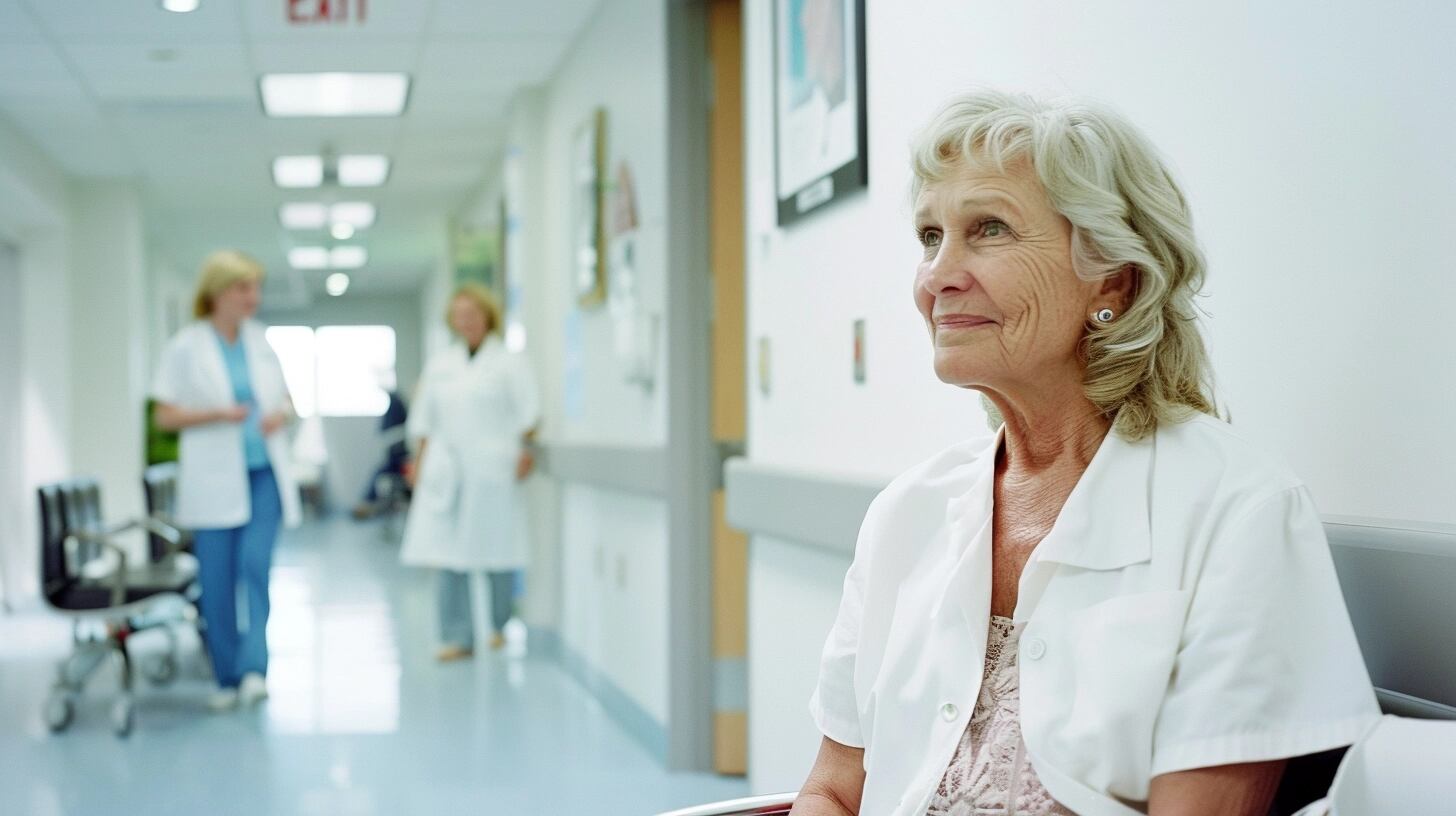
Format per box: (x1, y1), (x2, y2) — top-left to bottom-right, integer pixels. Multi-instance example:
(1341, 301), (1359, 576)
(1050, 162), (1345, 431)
(287, 0), (368, 24)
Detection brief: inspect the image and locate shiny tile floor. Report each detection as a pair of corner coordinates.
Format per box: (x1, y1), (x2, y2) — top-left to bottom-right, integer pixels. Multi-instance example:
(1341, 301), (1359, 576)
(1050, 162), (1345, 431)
(0, 515), (748, 815)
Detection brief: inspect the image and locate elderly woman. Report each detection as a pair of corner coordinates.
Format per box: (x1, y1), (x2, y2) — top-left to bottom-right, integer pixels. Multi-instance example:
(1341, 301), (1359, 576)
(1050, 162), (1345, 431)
(792, 91), (1379, 816)
(401, 283), (541, 660)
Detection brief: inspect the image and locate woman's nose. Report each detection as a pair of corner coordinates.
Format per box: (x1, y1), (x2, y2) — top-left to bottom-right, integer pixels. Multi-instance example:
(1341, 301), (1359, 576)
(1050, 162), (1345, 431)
(923, 245), (974, 296)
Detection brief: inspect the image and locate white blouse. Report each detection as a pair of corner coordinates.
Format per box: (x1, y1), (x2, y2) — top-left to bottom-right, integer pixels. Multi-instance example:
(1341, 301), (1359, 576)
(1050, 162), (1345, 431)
(810, 414), (1381, 816)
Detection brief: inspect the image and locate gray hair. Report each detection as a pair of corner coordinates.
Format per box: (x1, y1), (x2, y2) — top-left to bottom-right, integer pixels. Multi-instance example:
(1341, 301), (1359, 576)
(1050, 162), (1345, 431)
(910, 89), (1217, 440)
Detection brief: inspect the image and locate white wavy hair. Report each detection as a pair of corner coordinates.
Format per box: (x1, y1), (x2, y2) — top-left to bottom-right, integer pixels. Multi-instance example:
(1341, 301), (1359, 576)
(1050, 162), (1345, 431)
(910, 89), (1217, 440)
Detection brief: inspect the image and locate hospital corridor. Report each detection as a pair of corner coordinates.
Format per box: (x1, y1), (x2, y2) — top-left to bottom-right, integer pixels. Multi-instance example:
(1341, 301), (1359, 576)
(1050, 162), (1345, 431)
(0, 1), (1454, 815)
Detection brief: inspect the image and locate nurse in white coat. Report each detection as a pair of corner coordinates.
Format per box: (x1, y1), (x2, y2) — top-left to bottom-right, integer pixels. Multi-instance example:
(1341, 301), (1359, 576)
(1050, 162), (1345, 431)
(793, 91), (1379, 816)
(152, 250), (301, 711)
(401, 283), (540, 660)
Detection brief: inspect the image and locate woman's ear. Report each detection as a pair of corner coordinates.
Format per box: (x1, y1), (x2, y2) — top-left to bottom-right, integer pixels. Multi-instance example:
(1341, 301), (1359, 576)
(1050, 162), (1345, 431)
(1099, 264), (1138, 312)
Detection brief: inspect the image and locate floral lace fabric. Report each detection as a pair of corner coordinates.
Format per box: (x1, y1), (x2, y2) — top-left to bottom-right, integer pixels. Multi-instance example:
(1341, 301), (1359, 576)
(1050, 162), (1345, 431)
(927, 616), (1075, 816)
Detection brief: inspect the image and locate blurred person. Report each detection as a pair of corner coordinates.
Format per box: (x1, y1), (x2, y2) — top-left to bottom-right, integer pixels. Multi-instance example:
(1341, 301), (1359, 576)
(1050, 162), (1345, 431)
(401, 283), (540, 660)
(352, 367), (410, 520)
(152, 250), (301, 711)
(790, 91), (1378, 816)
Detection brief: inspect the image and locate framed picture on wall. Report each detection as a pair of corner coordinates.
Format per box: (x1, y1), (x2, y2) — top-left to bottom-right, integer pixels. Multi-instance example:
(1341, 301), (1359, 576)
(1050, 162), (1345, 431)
(572, 107), (608, 308)
(774, 0), (867, 226)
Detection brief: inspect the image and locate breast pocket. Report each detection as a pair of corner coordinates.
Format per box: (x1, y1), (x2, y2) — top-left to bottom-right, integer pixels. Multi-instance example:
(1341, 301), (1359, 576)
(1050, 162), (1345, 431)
(1021, 589), (1191, 801)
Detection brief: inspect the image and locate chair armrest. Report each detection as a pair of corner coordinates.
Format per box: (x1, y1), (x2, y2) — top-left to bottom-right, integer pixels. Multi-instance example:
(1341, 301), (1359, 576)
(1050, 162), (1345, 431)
(67, 529), (132, 607)
(139, 514), (186, 556)
(654, 792), (798, 816)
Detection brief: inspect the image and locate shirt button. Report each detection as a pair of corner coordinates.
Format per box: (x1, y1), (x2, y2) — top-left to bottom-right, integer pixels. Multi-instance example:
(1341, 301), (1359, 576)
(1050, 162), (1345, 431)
(1025, 637), (1047, 660)
(940, 702), (958, 721)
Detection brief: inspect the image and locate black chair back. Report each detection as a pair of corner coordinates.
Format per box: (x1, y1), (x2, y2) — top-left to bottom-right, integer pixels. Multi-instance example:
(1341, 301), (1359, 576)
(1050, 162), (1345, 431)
(37, 484), (71, 600)
(142, 462), (180, 561)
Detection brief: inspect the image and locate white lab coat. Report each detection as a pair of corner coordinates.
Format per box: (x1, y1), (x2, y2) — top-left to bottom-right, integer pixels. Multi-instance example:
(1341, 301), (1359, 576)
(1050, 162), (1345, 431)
(150, 320), (302, 530)
(400, 337), (540, 572)
(811, 413), (1381, 816)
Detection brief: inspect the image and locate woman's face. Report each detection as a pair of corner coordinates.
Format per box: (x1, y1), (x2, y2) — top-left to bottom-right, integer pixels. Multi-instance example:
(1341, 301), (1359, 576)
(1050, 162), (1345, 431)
(912, 157), (1107, 397)
(213, 277), (261, 322)
(449, 296), (489, 348)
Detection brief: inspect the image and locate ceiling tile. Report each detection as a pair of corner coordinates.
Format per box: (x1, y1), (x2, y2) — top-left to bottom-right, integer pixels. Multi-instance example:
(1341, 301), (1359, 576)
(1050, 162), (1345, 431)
(248, 38), (419, 74)
(0, 42), (81, 98)
(64, 42), (255, 100)
(21, 0), (243, 44)
(428, 0), (602, 38)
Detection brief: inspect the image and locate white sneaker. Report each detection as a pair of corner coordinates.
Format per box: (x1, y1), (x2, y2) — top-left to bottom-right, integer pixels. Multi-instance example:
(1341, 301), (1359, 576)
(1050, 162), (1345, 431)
(238, 672), (268, 706)
(208, 688), (239, 712)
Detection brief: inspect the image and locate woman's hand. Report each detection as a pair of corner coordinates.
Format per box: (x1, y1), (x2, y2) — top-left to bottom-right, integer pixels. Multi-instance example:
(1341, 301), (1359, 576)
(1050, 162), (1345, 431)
(260, 410), (288, 437)
(216, 404), (250, 424)
(515, 449), (536, 482)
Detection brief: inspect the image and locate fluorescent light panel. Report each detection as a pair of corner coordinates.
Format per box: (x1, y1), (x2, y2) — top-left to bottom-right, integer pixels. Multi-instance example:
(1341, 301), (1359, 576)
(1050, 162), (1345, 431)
(273, 155), (323, 188)
(326, 273), (350, 296)
(278, 202), (375, 231)
(260, 73), (409, 118)
(330, 246), (367, 269)
(279, 203), (328, 230)
(338, 155), (390, 186)
(288, 247), (329, 270)
(161, 0), (200, 13)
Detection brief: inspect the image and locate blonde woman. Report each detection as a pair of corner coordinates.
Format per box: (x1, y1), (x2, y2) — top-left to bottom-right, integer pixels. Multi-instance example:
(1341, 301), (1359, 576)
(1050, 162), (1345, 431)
(151, 250), (300, 710)
(401, 283), (541, 659)
(792, 91), (1379, 816)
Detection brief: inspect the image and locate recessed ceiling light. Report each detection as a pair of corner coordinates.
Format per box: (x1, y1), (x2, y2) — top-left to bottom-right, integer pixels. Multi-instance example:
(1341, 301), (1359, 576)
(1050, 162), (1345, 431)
(338, 155), (390, 186)
(326, 272), (350, 297)
(329, 246), (367, 269)
(260, 73), (410, 118)
(273, 156), (323, 188)
(161, 0), (200, 13)
(331, 223), (356, 240)
(288, 247), (328, 270)
(279, 203), (328, 230)
(329, 202), (375, 229)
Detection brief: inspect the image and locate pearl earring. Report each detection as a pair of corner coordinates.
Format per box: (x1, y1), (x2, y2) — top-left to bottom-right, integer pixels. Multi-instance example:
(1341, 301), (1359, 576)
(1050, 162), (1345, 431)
(1095, 308), (1115, 323)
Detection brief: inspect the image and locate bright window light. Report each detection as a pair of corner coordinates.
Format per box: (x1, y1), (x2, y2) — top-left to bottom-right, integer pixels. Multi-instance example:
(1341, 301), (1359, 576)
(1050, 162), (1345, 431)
(338, 155), (390, 186)
(316, 326), (396, 416)
(279, 203), (328, 230)
(329, 202), (375, 229)
(325, 272), (351, 297)
(288, 247), (329, 270)
(265, 326), (317, 418)
(260, 73), (410, 118)
(331, 223), (355, 240)
(329, 246), (367, 269)
(161, 0), (200, 13)
(272, 155), (323, 188)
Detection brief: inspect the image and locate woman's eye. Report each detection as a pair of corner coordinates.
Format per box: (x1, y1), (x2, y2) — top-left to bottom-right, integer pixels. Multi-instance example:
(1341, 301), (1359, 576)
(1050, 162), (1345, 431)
(918, 229), (942, 248)
(980, 220), (1009, 238)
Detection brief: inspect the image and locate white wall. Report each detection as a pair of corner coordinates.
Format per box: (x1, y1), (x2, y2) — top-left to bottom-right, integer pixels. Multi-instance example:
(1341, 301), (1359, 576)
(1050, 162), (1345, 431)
(0, 114), (74, 604)
(472, 0), (674, 728)
(743, 0), (1456, 789)
(69, 182), (149, 533)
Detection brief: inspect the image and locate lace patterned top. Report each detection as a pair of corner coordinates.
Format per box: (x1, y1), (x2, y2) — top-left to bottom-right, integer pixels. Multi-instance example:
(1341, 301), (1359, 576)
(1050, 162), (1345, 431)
(927, 616), (1075, 816)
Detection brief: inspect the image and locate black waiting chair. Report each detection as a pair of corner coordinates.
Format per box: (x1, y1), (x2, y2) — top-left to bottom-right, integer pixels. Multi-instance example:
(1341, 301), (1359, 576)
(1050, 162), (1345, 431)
(38, 478), (198, 736)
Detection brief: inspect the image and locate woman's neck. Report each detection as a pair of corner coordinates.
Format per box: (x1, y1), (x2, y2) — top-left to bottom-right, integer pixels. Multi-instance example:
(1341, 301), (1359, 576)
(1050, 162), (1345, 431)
(211, 315), (241, 343)
(988, 385), (1111, 482)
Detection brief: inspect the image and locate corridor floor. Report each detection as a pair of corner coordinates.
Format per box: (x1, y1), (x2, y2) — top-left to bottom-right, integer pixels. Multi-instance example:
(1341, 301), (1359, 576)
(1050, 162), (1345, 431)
(0, 515), (749, 815)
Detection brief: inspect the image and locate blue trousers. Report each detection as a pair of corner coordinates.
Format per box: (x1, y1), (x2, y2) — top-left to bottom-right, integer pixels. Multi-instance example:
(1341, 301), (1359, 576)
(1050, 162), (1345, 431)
(438, 569), (516, 649)
(193, 467), (282, 688)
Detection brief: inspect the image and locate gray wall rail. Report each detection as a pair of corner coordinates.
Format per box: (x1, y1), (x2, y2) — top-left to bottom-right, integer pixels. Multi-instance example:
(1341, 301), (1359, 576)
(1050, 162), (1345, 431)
(725, 458), (1456, 719)
(541, 443), (669, 497)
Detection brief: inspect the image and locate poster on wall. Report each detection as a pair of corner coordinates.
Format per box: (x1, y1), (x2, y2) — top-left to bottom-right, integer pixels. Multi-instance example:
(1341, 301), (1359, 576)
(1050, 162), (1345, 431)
(451, 219), (499, 290)
(774, 0), (867, 226)
(572, 108), (608, 308)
